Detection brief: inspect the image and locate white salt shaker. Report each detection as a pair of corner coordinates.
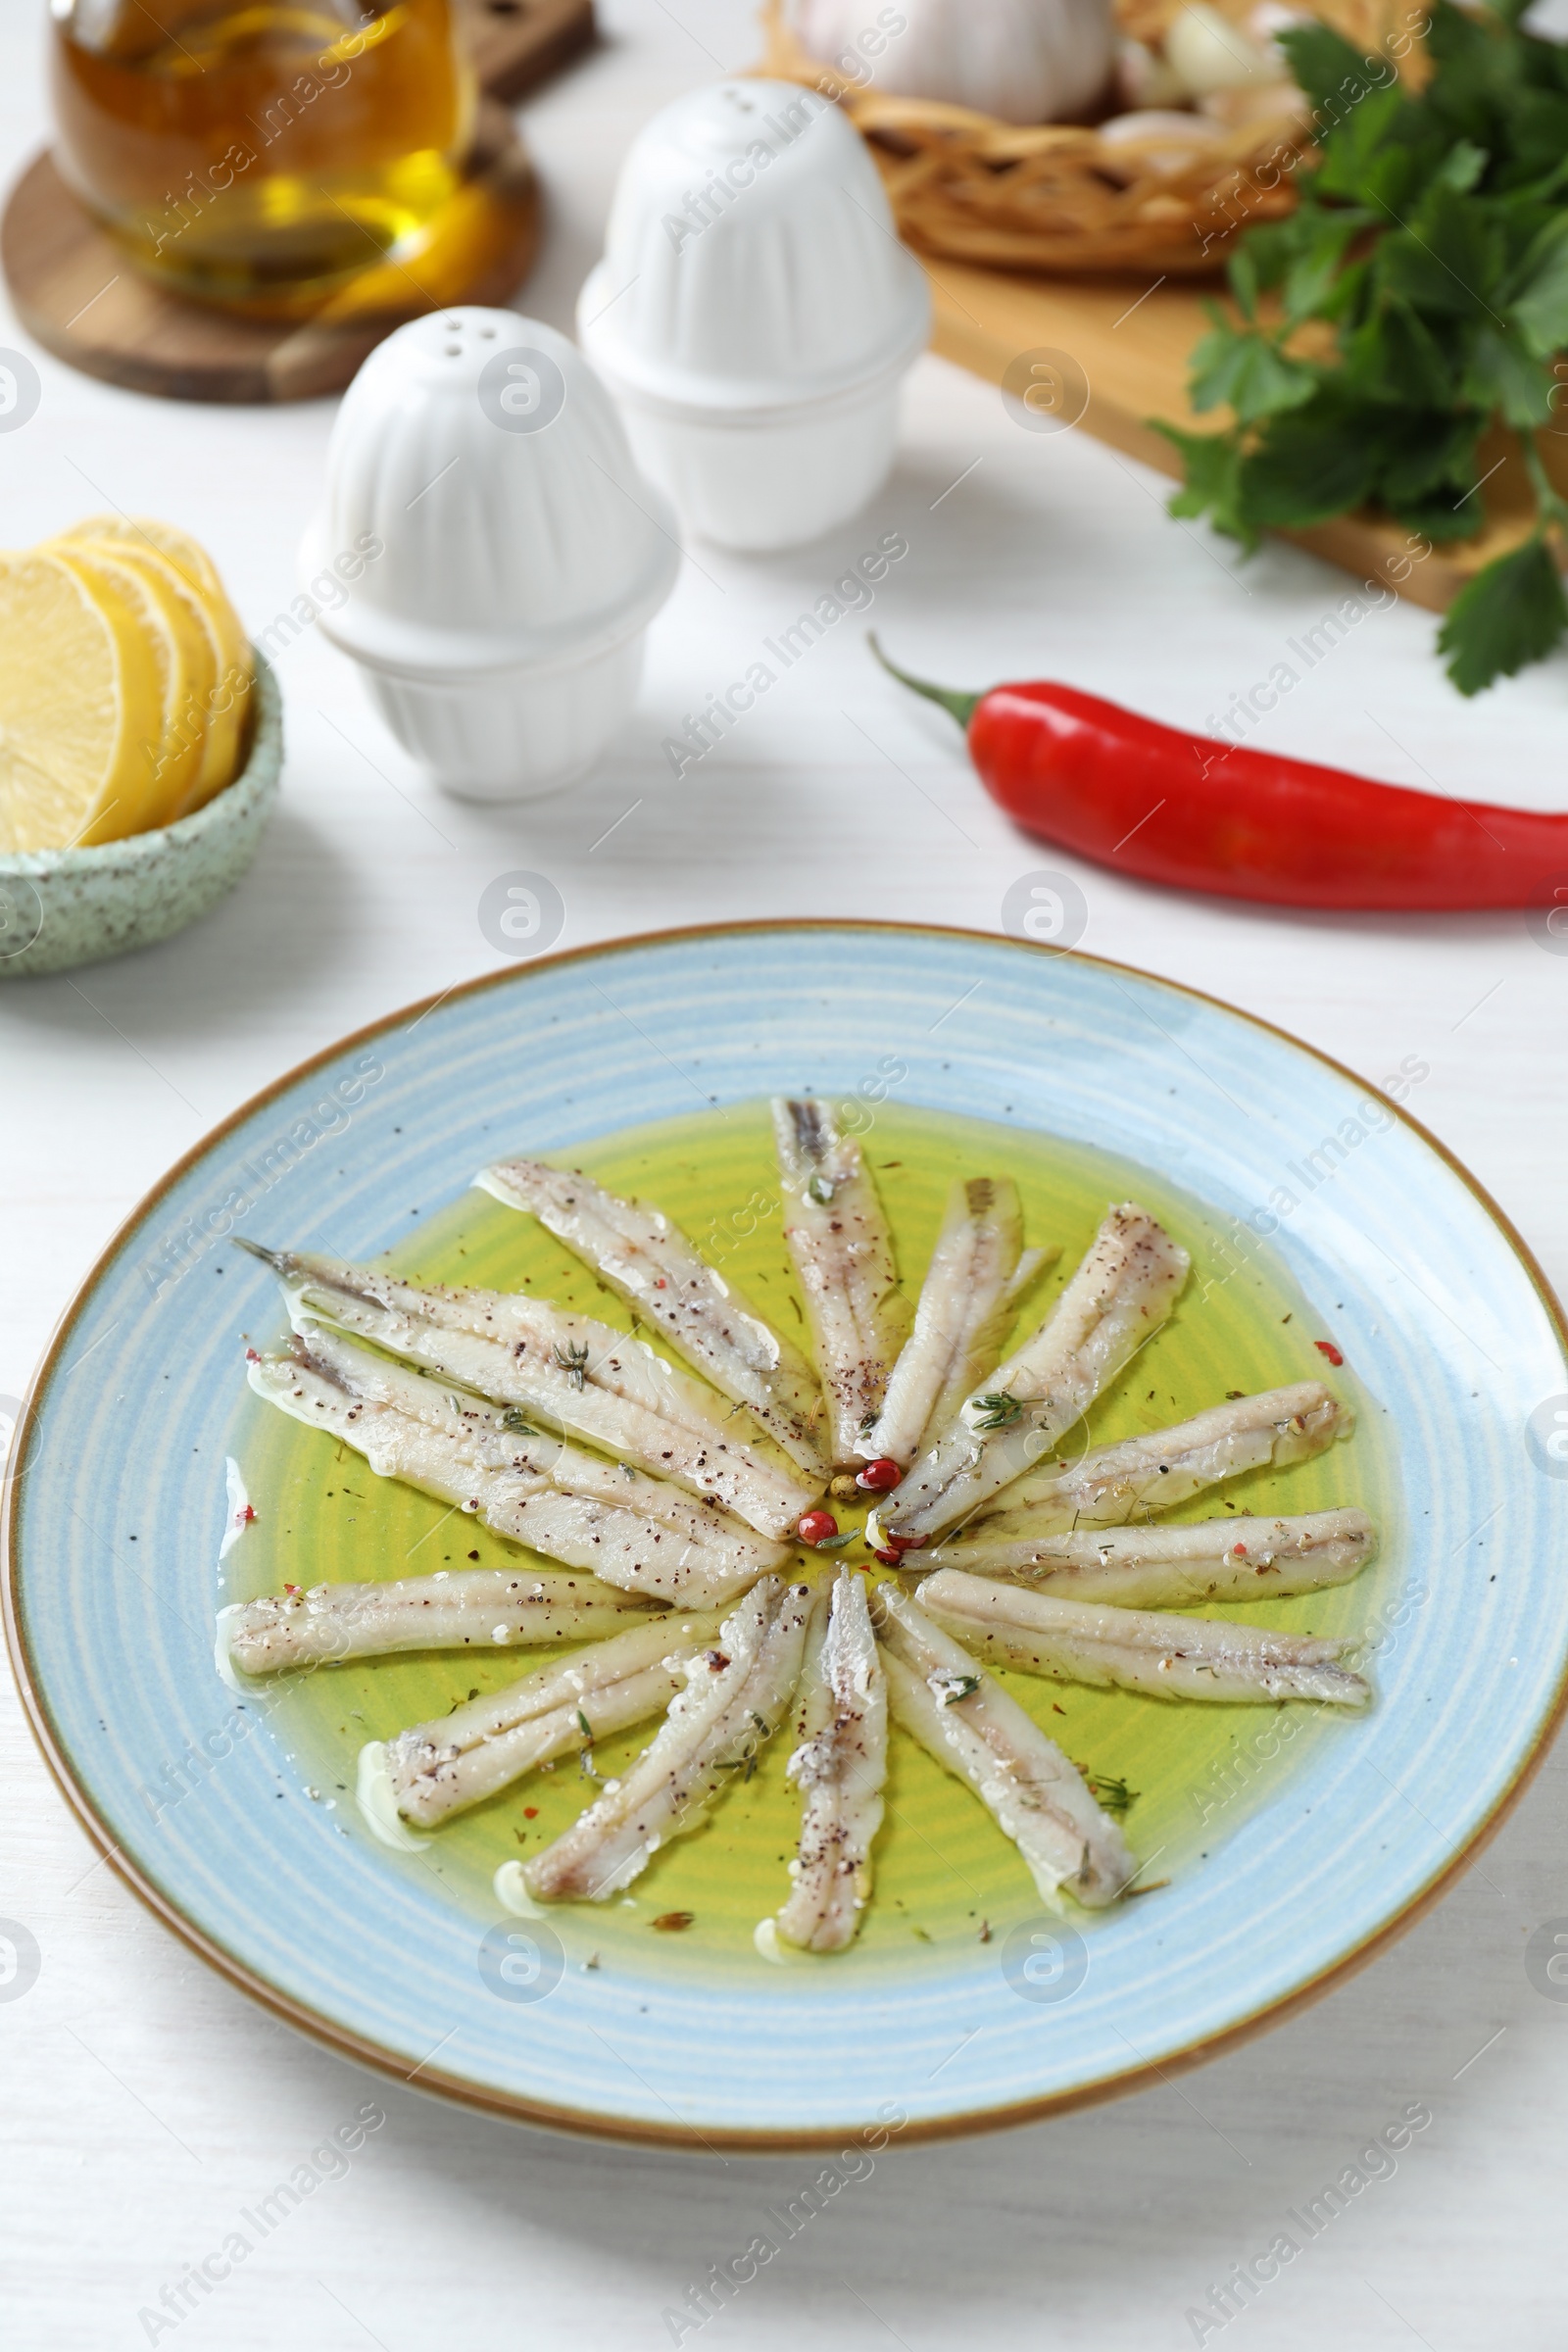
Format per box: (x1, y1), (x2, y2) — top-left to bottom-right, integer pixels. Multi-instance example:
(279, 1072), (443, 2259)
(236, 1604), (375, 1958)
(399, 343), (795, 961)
(300, 310), (680, 802)
(577, 80), (930, 554)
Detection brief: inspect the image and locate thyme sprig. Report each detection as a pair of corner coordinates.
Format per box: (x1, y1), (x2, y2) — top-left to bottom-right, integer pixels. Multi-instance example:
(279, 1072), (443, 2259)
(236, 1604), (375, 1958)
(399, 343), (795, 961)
(930, 1670), (982, 1707)
(576, 1707), (604, 1782)
(967, 1391), (1023, 1433)
(1083, 1773), (1140, 1817)
(713, 1710), (772, 1781)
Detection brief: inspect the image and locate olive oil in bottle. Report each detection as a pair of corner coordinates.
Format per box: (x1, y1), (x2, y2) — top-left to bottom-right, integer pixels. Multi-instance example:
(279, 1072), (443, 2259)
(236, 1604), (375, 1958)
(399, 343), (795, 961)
(50, 0), (476, 315)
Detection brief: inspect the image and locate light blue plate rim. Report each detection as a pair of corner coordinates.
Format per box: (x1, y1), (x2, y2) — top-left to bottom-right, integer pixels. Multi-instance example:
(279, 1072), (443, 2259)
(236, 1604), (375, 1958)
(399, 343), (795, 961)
(6, 920), (1567, 2150)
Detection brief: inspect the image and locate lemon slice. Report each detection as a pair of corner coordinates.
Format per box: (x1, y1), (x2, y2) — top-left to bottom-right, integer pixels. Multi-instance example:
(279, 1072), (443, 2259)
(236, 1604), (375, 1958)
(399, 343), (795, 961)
(61, 539), (220, 826)
(60, 515), (252, 814)
(52, 542), (201, 827)
(0, 550), (166, 853)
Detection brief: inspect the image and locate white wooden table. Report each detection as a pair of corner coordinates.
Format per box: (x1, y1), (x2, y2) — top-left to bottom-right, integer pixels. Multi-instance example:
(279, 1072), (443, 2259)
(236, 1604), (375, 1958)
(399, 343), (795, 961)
(4, 1), (1567, 2343)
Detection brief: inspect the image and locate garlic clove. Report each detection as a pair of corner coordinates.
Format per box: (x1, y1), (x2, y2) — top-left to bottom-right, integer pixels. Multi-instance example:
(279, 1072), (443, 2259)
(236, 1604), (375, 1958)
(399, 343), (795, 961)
(1165, 1), (1276, 96)
(1116, 34), (1189, 109)
(1199, 76), (1311, 126)
(1246, 0), (1316, 52)
(1097, 107), (1228, 177)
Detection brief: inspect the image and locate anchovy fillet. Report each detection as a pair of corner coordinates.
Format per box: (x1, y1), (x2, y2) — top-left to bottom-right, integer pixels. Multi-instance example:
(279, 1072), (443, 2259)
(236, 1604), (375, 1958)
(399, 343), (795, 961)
(381, 1612), (723, 1825)
(883, 1204), (1190, 1545)
(524, 1578), (816, 1902)
(772, 1570), (887, 1952)
(249, 1329), (783, 1607)
(865, 1177), (1054, 1467)
(220, 1567), (646, 1674)
(920, 1508), (1376, 1605)
(245, 1244), (814, 1542)
(918, 1570), (1372, 1706)
(475, 1157), (829, 1478)
(874, 1585), (1135, 1908)
(939, 1382), (1352, 1550)
(772, 1099), (911, 1466)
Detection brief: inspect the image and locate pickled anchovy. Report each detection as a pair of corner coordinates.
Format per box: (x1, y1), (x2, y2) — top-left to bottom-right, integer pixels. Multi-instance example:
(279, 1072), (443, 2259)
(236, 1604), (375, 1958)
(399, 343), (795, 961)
(918, 1570), (1372, 1706)
(524, 1578), (814, 1902)
(249, 1330), (783, 1607)
(220, 1567), (647, 1674)
(381, 1612), (723, 1826)
(772, 1099), (911, 1466)
(477, 1157), (828, 1476)
(864, 1176), (1054, 1467)
(934, 1382), (1352, 1551)
(874, 1585), (1135, 1908)
(920, 1508), (1375, 1605)
(242, 1243), (813, 1541)
(771, 1570), (887, 1952)
(883, 1204), (1190, 1545)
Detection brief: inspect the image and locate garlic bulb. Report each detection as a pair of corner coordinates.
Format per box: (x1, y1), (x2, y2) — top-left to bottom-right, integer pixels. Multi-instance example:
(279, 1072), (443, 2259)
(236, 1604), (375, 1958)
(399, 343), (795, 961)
(797, 0), (1115, 126)
(1164, 1), (1276, 97)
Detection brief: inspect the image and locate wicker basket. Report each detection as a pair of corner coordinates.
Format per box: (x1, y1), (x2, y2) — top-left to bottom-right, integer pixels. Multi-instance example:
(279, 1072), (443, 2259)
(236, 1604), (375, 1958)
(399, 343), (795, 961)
(759, 0), (1418, 275)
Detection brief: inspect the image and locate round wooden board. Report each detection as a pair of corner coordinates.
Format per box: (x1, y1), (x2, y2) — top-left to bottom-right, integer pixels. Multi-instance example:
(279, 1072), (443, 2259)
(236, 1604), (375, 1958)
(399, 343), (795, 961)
(1, 100), (540, 405)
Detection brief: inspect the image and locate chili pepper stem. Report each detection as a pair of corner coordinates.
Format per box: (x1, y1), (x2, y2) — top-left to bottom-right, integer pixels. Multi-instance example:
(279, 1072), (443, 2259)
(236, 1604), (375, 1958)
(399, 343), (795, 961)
(867, 633), (981, 730)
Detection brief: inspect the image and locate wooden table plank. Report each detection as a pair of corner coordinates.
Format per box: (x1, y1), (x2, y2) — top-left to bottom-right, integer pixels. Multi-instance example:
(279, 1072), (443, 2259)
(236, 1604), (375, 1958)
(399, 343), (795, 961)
(926, 257), (1559, 614)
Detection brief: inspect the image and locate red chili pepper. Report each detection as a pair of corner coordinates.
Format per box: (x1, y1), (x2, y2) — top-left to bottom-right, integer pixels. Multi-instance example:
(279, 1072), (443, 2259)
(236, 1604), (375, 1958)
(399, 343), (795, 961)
(870, 637), (1568, 912)
(1315, 1339), (1345, 1365)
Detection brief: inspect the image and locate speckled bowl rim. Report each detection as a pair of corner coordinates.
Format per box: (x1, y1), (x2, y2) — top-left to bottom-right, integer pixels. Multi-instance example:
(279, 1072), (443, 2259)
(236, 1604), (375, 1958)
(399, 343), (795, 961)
(0, 658), (280, 881)
(5, 920), (1567, 2151)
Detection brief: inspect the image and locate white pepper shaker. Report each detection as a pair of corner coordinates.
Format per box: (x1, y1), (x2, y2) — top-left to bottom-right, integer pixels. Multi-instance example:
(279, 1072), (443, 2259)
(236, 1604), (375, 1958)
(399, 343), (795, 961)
(301, 309), (680, 801)
(578, 81), (930, 554)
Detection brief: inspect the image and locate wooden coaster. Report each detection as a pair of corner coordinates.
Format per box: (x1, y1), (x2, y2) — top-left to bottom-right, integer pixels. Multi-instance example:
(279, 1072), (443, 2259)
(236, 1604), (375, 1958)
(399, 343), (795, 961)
(456, 0), (595, 101)
(0, 0), (595, 406)
(926, 259), (1568, 613)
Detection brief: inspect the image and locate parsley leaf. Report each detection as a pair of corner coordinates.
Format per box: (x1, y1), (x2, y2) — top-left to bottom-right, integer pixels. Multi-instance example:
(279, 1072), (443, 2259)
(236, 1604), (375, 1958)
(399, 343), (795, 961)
(1165, 0), (1568, 693)
(1153, 421), (1254, 550)
(1240, 399), (1383, 525)
(1511, 215), (1568, 356)
(1189, 314), (1318, 423)
(1275, 22), (1379, 119)
(1438, 534), (1568, 691)
(1462, 323), (1553, 427)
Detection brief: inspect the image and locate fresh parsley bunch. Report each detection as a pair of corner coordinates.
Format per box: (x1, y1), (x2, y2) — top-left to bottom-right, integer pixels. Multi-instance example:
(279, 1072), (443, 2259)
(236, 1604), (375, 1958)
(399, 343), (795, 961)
(1161, 0), (1568, 694)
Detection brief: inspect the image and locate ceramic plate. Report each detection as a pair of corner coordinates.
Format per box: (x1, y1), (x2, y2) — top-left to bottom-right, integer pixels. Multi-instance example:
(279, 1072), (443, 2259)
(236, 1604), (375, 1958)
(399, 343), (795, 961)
(8, 923), (1566, 2148)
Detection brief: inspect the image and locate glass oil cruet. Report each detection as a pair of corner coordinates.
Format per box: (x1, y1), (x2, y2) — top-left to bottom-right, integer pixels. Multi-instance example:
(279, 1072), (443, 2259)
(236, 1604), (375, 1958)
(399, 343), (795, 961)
(49, 0), (477, 315)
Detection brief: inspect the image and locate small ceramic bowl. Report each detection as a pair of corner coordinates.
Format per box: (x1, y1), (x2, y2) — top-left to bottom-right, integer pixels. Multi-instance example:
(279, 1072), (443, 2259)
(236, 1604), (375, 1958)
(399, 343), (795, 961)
(0, 659), (280, 981)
